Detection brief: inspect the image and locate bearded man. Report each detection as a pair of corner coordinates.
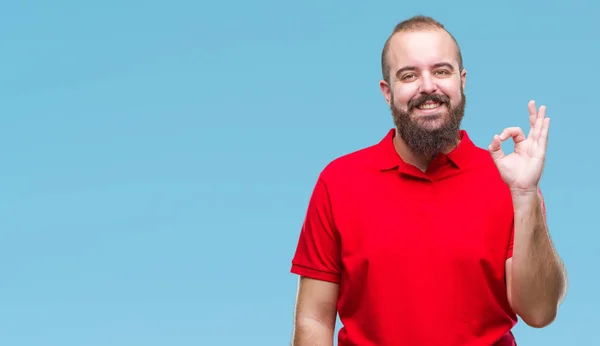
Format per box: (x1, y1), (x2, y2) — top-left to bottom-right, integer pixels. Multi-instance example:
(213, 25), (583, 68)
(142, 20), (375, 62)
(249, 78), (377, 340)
(289, 15), (567, 346)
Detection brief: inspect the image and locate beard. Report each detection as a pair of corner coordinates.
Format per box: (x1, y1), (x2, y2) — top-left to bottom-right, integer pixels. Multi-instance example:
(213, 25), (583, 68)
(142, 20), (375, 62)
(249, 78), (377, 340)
(390, 88), (466, 158)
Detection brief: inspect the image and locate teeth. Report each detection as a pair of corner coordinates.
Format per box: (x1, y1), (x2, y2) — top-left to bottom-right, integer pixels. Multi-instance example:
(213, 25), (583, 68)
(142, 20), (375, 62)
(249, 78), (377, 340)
(418, 102), (441, 110)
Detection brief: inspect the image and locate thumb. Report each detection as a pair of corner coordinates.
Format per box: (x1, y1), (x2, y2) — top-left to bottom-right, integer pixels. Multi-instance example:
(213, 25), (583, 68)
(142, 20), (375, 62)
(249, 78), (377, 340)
(488, 134), (504, 161)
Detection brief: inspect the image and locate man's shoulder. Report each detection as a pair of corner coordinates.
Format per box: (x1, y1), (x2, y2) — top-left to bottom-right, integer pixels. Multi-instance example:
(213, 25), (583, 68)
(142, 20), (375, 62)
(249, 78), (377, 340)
(470, 143), (495, 162)
(459, 132), (499, 168)
(472, 144), (504, 172)
(461, 136), (511, 191)
(319, 140), (382, 181)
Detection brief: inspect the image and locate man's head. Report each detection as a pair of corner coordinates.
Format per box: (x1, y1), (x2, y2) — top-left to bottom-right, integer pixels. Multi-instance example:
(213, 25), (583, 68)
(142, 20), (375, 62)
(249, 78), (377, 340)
(379, 16), (467, 157)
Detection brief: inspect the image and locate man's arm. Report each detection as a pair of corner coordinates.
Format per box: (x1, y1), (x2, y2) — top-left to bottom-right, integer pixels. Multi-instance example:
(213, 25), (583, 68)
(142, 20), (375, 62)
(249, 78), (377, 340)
(506, 189), (567, 328)
(291, 277), (339, 346)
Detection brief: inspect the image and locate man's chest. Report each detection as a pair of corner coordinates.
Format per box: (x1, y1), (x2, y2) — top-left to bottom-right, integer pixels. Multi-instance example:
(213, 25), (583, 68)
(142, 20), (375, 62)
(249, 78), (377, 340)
(332, 176), (514, 278)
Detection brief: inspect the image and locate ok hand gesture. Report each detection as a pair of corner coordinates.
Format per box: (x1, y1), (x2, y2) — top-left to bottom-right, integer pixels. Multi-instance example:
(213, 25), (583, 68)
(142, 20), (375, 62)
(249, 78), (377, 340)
(488, 100), (550, 194)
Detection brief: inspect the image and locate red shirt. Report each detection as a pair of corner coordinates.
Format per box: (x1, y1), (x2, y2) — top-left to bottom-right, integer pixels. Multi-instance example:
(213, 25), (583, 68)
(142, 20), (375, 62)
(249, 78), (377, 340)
(291, 129), (523, 346)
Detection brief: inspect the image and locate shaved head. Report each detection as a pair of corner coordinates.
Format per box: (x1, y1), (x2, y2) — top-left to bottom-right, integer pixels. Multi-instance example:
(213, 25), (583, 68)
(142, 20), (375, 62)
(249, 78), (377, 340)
(379, 16), (468, 157)
(381, 16), (463, 84)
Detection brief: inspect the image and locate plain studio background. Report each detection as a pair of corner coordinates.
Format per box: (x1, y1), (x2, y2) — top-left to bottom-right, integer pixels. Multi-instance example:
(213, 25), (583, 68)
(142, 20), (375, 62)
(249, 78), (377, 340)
(0, 0), (597, 345)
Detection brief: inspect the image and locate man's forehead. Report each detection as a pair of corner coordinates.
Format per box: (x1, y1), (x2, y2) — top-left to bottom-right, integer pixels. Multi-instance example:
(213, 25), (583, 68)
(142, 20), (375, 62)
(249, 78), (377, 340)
(387, 29), (459, 68)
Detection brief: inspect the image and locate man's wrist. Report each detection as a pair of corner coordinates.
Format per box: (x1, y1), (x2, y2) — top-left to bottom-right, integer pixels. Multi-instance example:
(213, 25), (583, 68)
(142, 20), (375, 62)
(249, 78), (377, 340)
(510, 187), (540, 210)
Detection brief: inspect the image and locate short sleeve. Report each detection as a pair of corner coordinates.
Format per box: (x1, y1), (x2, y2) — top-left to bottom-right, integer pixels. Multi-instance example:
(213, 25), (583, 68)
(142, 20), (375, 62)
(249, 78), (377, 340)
(506, 186), (547, 259)
(290, 176), (341, 284)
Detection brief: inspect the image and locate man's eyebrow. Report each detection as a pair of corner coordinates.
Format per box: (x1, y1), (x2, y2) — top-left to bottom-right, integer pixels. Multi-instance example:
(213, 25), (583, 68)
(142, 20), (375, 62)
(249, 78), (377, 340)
(395, 66), (416, 77)
(395, 62), (455, 78)
(432, 62), (455, 70)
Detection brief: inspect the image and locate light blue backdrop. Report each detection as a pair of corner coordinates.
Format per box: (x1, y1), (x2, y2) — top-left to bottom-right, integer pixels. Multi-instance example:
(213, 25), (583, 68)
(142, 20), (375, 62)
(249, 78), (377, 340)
(1, 1), (596, 345)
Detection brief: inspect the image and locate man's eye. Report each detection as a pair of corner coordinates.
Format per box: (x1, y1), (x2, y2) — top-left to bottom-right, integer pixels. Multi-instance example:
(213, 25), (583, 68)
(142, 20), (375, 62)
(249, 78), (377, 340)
(402, 74), (416, 80)
(434, 70), (450, 76)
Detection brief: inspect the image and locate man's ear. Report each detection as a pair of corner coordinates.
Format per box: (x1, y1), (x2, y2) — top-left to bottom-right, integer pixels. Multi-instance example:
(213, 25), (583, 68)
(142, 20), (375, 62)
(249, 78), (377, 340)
(379, 80), (392, 106)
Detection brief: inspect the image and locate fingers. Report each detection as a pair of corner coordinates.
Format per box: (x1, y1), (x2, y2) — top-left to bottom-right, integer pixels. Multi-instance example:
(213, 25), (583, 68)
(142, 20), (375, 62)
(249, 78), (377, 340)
(499, 126), (527, 144)
(530, 105), (547, 141)
(489, 126), (526, 161)
(488, 134), (504, 161)
(539, 117), (550, 149)
(528, 100), (537, 129)
(491, 101), (551, 161)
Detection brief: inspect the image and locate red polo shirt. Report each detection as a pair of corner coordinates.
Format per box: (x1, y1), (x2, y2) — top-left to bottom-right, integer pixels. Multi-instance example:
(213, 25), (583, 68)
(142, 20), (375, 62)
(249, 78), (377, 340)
(291, 129), (525, 346)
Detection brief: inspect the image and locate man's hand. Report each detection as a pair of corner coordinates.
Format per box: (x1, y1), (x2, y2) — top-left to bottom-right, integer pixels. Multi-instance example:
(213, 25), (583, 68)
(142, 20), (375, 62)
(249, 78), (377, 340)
(488, 100), (550, 194)
(490, 100), (567, 328)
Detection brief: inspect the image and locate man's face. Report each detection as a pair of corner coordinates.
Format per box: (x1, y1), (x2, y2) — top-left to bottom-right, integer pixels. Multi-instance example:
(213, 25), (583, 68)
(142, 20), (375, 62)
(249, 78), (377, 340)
(381, 29), (467, 156)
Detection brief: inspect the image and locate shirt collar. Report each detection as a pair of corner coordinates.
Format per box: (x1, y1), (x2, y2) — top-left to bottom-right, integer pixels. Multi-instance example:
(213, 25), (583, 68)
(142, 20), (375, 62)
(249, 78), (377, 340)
(376, 128), (476, 172)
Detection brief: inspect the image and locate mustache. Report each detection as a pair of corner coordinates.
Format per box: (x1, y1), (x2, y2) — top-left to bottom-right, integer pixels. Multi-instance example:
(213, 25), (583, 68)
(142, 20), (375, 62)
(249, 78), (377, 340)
(408, 94), (450, 110)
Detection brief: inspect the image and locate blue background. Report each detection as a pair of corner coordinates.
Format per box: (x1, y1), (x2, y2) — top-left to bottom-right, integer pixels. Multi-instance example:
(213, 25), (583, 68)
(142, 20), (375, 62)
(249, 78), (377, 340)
(1, 1), (596, 345)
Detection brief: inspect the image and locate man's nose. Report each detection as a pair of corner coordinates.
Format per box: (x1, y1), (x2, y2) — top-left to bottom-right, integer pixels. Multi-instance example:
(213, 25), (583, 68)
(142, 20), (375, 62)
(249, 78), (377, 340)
(418, 73), (438, 93)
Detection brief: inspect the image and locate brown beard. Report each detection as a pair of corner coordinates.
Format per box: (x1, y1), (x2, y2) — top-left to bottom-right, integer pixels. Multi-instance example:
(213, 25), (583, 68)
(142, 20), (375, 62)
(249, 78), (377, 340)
(391, 88), (466, 158)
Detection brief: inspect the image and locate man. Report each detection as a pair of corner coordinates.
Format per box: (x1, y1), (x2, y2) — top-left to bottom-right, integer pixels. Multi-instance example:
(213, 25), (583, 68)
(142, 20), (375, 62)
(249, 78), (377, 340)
(289, 15), (567, 346)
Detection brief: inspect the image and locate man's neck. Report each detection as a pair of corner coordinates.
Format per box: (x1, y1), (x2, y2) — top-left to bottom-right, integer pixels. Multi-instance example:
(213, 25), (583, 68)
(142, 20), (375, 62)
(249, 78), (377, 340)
(393, 130), (461, 172)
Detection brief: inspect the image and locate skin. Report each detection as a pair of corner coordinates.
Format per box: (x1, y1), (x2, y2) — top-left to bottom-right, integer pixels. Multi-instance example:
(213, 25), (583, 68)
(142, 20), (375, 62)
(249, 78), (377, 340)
(380, 29), (467, 171)
(291, 277), (338, 346)
(490, 102), (568, 327)
(291, 28), (567, 345)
